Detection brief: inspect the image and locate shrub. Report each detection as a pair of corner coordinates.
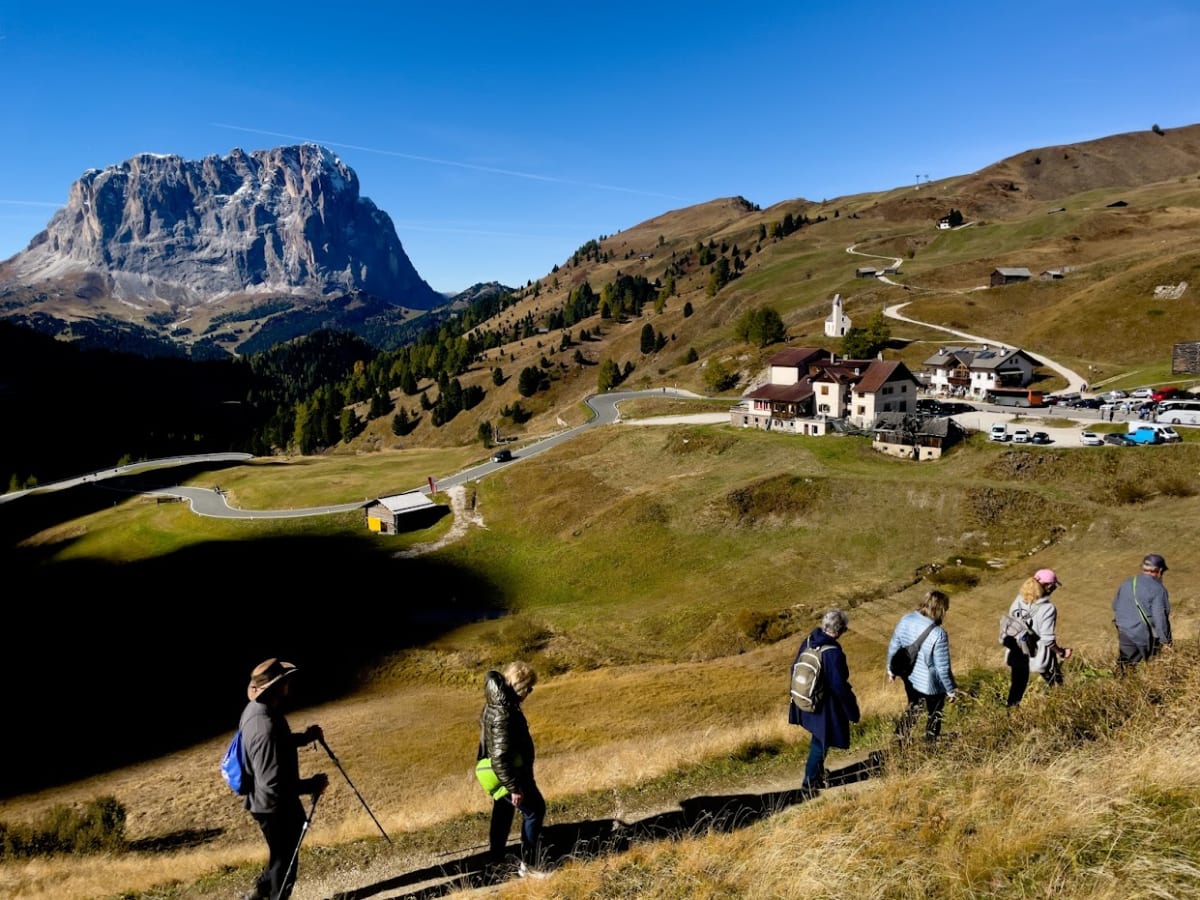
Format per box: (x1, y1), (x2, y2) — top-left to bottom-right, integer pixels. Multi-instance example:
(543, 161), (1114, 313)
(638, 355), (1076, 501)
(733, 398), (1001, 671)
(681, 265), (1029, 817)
(732, 608), (803, 644)
(926, 565), (980, 589)
(1113, 482), (1151, 504)
(0, 796), (127, 859)
(498, 616), (553, 659)
(1156, 476), (1196, 498)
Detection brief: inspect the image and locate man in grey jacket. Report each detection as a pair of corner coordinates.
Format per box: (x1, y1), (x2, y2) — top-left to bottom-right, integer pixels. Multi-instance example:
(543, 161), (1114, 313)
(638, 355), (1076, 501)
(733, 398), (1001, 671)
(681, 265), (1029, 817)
(1112, 553), (1172, 670)
(239, 658), (328, 900)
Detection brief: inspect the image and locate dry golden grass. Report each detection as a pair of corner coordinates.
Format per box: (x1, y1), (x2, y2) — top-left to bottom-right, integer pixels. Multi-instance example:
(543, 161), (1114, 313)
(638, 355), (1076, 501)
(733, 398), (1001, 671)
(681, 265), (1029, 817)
(487, 646), (1200, 900)
(2, 408), (1199, 900)
(4, 513), (1194, 900)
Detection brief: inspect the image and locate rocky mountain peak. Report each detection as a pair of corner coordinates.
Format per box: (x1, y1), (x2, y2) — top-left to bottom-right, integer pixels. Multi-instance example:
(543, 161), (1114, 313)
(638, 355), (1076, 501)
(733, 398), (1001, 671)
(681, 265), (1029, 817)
(7, 143), (442, 312)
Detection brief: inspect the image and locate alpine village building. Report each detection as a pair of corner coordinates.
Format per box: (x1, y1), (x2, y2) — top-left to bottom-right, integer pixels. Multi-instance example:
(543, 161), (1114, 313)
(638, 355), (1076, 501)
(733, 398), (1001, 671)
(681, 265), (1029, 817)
(733, 347), (919, 433)
(730, 343), (969, 459)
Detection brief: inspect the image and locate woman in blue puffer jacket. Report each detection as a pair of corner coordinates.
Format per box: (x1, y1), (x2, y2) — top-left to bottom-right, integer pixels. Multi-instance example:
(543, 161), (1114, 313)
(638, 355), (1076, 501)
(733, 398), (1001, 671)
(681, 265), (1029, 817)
(886, 589), (958, 740)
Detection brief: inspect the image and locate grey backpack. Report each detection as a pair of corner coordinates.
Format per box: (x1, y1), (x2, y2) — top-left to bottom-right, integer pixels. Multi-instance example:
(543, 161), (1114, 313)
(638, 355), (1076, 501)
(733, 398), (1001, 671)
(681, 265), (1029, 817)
(790, 643), (833, 712)
(999, 607), (1037, 656)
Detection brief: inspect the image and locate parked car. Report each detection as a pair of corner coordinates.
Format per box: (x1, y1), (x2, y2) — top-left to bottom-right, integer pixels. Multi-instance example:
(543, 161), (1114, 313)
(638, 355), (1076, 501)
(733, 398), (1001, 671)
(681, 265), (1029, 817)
(989, 423), (1009, 442)
(916, 398), (942, 414)
(1127, 422), (1181, 443)
(1124, 426), (1164, 445)
(1079, 431), (1104, 446)
(1046, 392), (1079, 406)
(1130, 387), (1155, 399)
(1012, 427), (1031, 443)
(1069, 397), (1104, 409)
(937, 401), (977, 416)
(491, 448), (513, 463)
(1152, 386), (1184, 403)
(1104, 390), (1128, 402)
(1030, 431), (1052, 445)
(1103, 433), (1137, 447)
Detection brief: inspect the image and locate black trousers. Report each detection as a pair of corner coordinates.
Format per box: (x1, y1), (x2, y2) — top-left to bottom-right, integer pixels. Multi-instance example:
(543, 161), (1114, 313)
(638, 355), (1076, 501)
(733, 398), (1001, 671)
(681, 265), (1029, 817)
(1006, 650), (1062, 707)
(252, 805), (305, 900)
(898, 679), (947, 739)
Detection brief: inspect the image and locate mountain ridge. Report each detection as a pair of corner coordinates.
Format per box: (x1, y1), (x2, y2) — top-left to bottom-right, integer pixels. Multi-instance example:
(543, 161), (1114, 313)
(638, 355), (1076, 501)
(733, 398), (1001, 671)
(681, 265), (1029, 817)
(0, 143), (445, 354)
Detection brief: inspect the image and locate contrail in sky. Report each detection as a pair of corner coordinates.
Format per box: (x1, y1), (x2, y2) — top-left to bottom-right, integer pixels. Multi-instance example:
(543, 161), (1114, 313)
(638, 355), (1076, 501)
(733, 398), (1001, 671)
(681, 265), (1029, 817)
(213, 124), (685, 202)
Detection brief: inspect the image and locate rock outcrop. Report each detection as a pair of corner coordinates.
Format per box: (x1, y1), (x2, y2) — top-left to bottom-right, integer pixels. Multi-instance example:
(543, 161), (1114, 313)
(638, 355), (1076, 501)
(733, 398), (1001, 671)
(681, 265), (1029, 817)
(6, 143), (442, 312)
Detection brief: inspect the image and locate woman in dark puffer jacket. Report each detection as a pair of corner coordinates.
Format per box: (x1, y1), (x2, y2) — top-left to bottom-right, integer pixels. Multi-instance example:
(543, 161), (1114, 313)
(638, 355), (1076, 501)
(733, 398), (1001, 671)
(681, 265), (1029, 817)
(479, 661), (547, 876)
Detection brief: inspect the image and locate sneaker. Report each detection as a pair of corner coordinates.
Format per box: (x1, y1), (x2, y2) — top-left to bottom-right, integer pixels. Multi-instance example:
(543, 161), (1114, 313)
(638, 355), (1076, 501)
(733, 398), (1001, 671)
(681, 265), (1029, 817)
(517, 861), (550, 879)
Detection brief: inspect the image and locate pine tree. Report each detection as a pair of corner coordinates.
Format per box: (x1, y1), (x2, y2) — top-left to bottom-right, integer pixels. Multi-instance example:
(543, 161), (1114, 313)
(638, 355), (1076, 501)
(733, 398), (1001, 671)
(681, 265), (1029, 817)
(640, 322), (656, 354)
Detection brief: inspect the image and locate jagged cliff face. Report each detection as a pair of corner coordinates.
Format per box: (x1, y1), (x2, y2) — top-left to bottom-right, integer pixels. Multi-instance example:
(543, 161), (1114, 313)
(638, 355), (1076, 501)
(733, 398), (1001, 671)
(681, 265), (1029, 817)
(7, 144), (442, 311)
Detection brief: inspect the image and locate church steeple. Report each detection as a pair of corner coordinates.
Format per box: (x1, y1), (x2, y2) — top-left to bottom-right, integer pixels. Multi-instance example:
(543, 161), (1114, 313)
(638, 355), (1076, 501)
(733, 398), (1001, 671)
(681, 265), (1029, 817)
(824, 293), (851, 338)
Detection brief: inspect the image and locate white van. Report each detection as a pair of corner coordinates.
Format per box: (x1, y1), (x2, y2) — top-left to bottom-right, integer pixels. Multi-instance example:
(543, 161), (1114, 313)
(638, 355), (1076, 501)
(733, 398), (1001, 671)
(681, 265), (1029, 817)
(989, 423), (1009, 442)
(1127, 422), (1182, 443)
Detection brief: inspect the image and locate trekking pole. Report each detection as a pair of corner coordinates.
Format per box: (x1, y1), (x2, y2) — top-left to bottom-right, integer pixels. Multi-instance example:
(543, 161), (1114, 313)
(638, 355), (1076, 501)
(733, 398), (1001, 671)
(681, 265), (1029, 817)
(276, 792), (320, 900)
(319, 737), (393, 844)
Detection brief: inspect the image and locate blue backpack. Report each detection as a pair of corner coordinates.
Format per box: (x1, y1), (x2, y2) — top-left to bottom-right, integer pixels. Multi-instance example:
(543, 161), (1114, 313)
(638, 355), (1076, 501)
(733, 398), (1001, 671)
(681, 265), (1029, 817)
(221, 730), (252, 795)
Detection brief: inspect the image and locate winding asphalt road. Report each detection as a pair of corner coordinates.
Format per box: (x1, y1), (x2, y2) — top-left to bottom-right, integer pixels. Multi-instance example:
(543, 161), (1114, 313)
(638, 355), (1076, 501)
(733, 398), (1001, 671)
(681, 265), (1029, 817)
(427, 388), (714, 493)
(882, 300), (1088, 394)
(0, 390), (717, 518)
(847, 242), (1088, 392)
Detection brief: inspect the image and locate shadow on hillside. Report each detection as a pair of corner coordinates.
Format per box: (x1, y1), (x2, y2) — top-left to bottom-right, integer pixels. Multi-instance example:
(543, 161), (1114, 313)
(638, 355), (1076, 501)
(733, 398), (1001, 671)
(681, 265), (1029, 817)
(0, 461), (252, 548)
(331, 756), (881, 899)
(128, 826), (225, 853)
(0, 493), (507, 797)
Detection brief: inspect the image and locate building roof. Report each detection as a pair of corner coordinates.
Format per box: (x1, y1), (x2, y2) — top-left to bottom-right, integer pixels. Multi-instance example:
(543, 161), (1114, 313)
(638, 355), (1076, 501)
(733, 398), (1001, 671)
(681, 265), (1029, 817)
(745, 382), (814, 402)
(854, 360), (918, 393)
(375, 491), (436, 514)
(922, 345), (1041, 370)
(993, 267), (1032, 278)
(767, 347), (826, 368)
(873, 412), (960, 438)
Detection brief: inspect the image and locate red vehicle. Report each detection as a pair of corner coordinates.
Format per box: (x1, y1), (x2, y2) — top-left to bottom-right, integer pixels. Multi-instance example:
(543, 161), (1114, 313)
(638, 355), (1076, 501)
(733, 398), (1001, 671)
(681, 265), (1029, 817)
(1152, 386), (1184, 403)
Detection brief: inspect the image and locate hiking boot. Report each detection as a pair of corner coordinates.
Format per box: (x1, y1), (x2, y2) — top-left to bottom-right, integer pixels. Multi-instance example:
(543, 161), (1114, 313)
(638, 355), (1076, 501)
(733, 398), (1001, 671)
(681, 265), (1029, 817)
(518, 860), (551, 879)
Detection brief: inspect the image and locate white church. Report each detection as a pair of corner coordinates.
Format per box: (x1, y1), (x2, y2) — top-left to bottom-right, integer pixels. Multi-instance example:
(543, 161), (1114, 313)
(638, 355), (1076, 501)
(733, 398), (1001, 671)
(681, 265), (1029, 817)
(824, 293), (851, 338)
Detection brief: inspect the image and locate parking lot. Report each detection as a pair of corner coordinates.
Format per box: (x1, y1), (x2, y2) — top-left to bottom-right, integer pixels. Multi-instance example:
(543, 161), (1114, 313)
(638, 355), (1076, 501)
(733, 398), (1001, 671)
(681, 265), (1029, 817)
(943, 405), (1185, 447)
(950, 409), (1090, 445)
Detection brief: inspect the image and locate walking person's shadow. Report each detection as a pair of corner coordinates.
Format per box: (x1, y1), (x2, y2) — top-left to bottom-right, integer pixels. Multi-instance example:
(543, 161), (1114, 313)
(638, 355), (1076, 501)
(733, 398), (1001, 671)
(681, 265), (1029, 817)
(329, 754), (881, 899)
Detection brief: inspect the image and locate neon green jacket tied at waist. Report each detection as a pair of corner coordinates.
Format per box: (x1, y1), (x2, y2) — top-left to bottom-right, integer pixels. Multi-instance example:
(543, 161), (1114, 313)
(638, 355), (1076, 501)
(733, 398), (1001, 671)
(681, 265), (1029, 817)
(480, 670), (535, 795)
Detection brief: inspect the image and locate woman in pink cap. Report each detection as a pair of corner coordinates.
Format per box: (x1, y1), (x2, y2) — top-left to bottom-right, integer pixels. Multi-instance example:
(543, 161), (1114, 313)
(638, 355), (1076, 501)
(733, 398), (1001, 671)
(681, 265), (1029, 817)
(1003, 569), (1073, 707)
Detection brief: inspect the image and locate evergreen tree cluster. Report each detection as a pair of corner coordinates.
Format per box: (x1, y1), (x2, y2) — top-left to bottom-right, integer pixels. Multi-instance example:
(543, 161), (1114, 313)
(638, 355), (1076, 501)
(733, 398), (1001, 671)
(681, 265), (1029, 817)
(732, 306), (786, 348)
(839, 310), (893, 359)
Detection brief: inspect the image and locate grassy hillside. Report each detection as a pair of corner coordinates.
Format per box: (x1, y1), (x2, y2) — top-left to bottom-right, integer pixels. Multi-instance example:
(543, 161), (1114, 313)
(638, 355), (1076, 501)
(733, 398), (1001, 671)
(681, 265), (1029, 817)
(0, 423), (1196, 898)
(333, 125), (1200, 455)
(3, 123), (1200, 899)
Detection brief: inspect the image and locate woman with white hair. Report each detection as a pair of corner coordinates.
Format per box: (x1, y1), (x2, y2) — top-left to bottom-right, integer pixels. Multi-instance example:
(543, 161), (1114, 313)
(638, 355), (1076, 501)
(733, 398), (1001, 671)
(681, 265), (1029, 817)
(788, 609), (860, 794)
(479, 661), (548, 878)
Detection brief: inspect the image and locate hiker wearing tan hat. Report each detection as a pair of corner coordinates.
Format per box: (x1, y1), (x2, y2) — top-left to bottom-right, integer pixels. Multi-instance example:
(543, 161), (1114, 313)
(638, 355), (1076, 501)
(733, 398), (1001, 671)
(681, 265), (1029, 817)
(1112, 553), (1173, 671)
(237, 658), (328, 900)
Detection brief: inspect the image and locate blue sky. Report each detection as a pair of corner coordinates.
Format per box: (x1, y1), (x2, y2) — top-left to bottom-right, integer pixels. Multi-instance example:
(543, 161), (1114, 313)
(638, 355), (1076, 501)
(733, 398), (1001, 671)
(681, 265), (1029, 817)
(1, 2), (1197, 295)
